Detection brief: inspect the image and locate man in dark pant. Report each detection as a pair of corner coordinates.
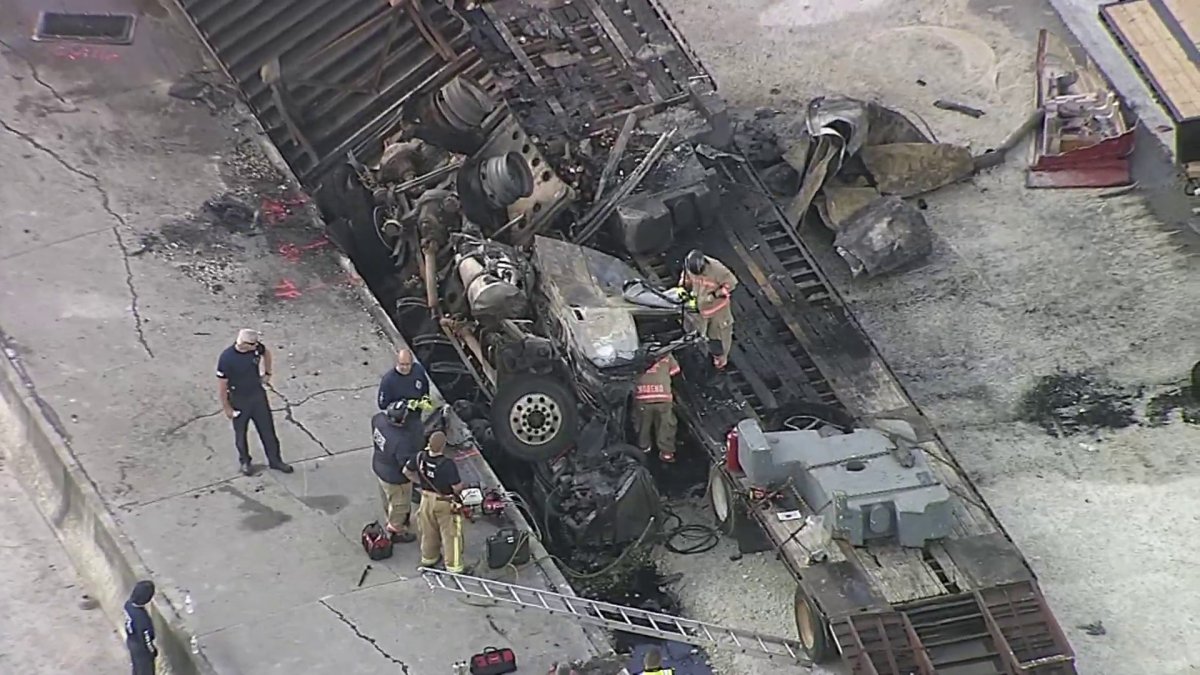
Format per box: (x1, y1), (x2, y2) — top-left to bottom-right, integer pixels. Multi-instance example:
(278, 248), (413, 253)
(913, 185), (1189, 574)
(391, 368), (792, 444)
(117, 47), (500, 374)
(216, 329), (293, 476)
(123, 580), (157, 675)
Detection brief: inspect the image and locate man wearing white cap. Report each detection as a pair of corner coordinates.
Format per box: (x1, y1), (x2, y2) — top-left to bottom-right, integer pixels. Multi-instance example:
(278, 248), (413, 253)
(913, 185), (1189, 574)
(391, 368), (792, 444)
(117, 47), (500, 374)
(216, 329), (293, 476)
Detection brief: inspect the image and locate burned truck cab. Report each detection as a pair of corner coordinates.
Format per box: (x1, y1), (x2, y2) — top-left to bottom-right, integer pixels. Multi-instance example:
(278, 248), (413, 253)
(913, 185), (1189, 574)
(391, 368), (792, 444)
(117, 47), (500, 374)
(501, 236), (691, 550)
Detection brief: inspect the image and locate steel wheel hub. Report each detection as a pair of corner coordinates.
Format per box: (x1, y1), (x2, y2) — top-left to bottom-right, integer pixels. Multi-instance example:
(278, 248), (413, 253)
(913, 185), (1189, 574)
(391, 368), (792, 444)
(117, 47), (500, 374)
(509, 393), (562, 446)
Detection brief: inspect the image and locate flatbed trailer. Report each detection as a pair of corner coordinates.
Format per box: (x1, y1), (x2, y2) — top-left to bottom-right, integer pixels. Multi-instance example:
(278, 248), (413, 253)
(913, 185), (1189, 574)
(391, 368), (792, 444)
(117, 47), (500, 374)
(639, 160), (1078, 673)
(173, 0), (1078, 671)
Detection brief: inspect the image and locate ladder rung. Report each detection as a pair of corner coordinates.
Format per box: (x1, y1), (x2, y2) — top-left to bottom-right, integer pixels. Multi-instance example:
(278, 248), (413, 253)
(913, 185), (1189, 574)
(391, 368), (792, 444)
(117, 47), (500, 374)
(418, 569), (810, 665)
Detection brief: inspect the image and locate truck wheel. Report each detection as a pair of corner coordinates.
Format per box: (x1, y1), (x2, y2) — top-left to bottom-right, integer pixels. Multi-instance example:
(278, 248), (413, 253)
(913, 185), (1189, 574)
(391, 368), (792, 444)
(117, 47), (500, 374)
(491, 375), (578, 462)
(793, 585), (833, 663)
(708, 465), (737, 535)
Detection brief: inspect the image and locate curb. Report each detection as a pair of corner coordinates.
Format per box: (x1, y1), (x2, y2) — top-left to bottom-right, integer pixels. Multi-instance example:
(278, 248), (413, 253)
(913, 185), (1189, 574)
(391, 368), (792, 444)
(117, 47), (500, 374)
(0, 329), (219, 675)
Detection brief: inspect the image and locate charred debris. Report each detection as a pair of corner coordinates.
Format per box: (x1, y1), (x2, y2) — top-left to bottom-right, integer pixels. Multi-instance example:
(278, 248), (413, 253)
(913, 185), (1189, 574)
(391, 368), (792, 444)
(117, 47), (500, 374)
(311, 0), (987, 602)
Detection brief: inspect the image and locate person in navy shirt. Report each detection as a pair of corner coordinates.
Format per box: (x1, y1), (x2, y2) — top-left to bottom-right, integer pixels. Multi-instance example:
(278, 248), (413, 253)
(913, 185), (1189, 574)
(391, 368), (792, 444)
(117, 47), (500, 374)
(377, 348), (431, 410)
(216, 329), (293, 476)
(371, 402), (424, 543)
(123, 580), (157, 675)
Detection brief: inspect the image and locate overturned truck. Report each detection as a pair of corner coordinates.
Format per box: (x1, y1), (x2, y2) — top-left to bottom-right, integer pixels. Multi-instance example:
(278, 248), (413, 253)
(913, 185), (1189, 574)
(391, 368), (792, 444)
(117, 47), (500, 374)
(181, 0), (1079, 672)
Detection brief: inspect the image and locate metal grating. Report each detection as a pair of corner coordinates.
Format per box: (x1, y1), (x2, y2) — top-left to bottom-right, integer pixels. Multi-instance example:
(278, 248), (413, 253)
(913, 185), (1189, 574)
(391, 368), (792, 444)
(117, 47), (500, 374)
(174, 0), (473, 186)
(33, 12), (137, 45)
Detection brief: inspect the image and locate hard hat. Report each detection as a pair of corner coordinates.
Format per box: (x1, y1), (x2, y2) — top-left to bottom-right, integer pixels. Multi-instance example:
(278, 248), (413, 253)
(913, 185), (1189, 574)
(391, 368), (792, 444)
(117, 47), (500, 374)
(684, 249), (706, 275)
(385, 401), (411, 424)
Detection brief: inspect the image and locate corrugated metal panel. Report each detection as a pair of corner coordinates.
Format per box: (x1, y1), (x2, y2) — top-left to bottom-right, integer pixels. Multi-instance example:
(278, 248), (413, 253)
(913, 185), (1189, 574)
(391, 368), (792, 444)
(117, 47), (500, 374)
(175, 0), (472, 186)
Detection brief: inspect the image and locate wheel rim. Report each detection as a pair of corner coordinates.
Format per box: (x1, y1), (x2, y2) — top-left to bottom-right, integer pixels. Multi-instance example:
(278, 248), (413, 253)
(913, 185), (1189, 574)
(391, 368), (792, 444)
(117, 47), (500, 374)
(508, 393), (562, 446)
(710, 470), (730, 523)
(796, 595), (818, 650)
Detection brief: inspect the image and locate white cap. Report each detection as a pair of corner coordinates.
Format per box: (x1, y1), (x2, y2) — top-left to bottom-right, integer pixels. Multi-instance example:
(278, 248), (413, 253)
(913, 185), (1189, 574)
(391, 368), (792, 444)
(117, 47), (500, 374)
(236, 329), (261, 345)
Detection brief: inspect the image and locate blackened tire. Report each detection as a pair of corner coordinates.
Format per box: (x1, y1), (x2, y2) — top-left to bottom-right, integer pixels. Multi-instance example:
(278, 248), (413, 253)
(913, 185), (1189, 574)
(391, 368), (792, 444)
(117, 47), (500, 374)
(794, 585), (833, 663)
(491, 375), (578, 462)
(708, 464), (737, 535)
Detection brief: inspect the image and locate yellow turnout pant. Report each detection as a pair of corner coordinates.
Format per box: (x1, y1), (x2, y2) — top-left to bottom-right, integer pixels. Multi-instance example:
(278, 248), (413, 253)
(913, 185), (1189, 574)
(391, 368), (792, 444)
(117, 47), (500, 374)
(416, 493), (465, 572)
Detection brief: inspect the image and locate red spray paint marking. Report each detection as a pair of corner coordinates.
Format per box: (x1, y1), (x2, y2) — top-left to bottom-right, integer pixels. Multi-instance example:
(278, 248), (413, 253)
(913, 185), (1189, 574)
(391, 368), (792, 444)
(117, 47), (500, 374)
(272, 272), (358, 300)
(51, 45), (120, 62)
(259, 194), (308, 226)
(277, 236), (331, 263)
(273, 279), (302, 300)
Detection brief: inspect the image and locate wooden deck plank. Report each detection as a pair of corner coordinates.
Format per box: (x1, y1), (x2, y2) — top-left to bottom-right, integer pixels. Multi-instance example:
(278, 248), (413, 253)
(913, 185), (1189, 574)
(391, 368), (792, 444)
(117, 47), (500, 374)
(1162, 0), (1199, 43)
(858, 545), (948, 603)
(1105, 0), (1200, 119)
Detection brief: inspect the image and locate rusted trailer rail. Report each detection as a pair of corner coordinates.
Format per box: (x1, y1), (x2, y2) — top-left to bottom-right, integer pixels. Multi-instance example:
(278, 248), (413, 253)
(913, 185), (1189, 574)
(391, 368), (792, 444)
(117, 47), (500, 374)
(170, 0), (1078, 672)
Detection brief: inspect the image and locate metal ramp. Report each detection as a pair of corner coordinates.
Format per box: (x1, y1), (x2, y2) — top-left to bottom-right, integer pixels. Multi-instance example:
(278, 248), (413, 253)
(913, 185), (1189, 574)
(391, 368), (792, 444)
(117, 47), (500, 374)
(419, 568), (809, 664)
(832, 612), (934, 675)
(832, 581), (1076, 675)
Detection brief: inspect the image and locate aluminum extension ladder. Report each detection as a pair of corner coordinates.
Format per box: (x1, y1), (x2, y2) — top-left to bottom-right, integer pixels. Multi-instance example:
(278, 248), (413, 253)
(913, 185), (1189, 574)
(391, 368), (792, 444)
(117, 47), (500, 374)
(419, 568), (811, 664)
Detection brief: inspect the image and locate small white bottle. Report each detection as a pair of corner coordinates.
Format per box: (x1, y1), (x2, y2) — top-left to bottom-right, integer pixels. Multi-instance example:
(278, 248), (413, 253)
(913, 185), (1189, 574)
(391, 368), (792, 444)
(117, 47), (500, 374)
(184, 593), (194, 615)
(190, 635), (199, 655)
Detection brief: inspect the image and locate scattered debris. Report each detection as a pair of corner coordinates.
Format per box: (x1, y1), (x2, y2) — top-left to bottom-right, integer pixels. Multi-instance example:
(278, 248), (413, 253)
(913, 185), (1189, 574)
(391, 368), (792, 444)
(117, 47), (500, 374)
(834, 196), (933, 278)
(776, 96), (945, 275)
(1028, 30), (1134, 188)
(973, 108), (1044, 172)
(1077, 620), (1107, 636)
(202, 193), (257, 231)
(1097, 182), (1139, 198)
(168, 70), (239, 112)
(1019, 371), (1137, 437)
(78, 594), (100, 610)
(860, 143), (975, 197)
(1144, 385), (1200, 426)
(933, 99), (985, 118)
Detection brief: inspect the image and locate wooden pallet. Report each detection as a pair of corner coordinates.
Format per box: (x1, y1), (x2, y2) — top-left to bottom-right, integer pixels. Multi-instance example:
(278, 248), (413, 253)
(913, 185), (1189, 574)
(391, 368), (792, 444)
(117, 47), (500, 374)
(1102, 0), (1200, 162)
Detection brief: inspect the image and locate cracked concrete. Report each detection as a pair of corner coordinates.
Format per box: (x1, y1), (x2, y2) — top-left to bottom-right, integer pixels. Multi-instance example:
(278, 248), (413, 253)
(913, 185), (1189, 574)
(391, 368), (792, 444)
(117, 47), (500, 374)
(319, 599), (411, 674)
(0, 1), (596, 673)
(0, 117), (152, 359)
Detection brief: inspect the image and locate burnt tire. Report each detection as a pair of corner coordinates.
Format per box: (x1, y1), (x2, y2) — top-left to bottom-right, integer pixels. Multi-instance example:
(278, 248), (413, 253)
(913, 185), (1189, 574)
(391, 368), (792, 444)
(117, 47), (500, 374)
(490, 375), (578, 462)
(793, 585), (833, 663)
(708, 464), (737, 535)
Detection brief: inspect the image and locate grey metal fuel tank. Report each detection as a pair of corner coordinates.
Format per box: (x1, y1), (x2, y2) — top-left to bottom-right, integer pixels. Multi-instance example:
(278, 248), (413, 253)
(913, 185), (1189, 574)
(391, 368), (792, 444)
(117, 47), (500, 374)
(736, 418), (953, 548)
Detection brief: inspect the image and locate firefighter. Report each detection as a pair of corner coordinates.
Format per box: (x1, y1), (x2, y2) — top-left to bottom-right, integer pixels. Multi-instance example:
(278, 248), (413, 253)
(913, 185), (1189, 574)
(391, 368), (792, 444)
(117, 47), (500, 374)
(679, 249), (738, 369)
(404, 430), (469, 573)
(378, 348), (431, 410)
(371, 401), (424, 543)
(216, 329), (292, 476)
(634, 354), (680, 463)
(640, 647), (673, 675)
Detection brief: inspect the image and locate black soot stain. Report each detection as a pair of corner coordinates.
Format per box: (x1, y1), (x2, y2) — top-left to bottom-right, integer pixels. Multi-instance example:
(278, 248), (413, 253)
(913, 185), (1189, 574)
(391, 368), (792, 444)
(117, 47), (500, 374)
(1019, 371), (1138, 437)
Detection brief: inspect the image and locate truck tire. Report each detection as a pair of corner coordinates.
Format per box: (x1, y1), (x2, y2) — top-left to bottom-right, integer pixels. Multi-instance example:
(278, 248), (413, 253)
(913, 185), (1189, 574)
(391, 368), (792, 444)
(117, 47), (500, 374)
(794, 585), (833, 663)
(491, 375), (578, 462)
(708, 465), (737, 535)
